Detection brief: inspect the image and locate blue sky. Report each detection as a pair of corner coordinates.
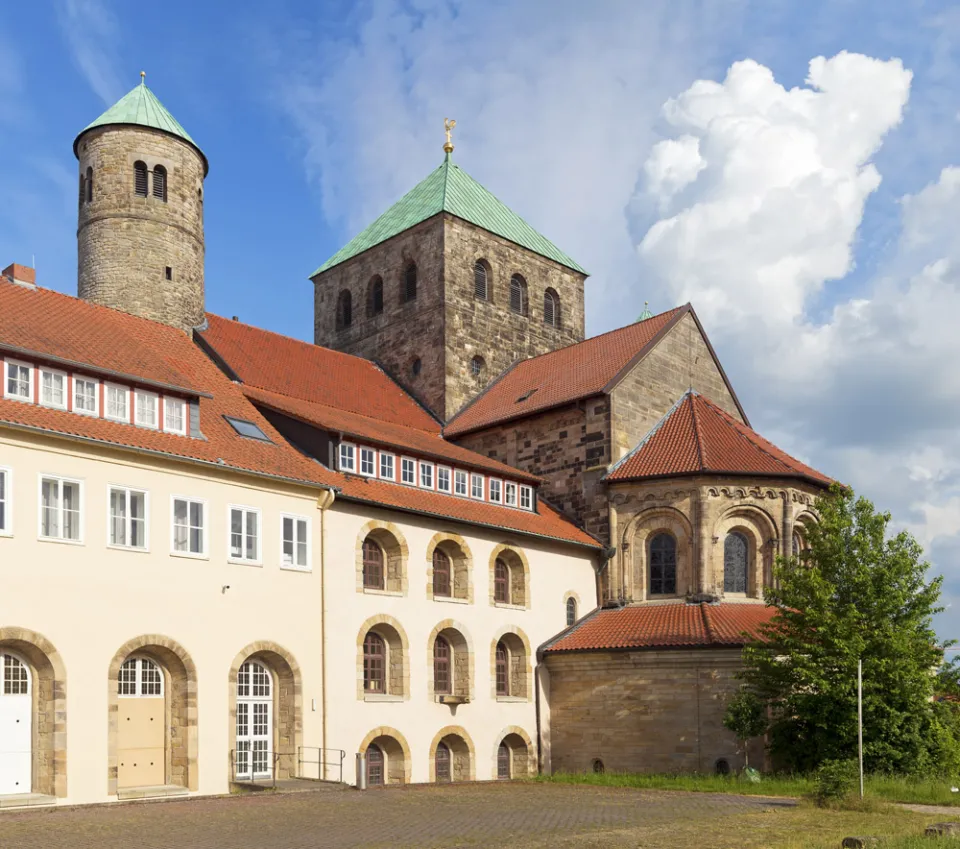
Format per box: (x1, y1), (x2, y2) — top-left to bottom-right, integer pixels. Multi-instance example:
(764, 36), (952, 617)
(3, 1), (960, 638)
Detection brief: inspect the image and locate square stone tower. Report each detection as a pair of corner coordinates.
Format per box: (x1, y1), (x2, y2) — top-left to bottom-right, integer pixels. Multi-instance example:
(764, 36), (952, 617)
(311, 152), (587, 421)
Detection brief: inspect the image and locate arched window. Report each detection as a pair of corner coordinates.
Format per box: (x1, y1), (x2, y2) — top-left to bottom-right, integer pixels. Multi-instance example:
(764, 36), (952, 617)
(649, 533), (677, 595)
(433, 636), (451, 695)
(565, 597), (577, 627)
(152, 165), (167, 201)
(494, 559), (510, 603)
(2, 653), (29, 696)
(724, 532), (748, 594)
(366, 744), (384, 786)
(336, 289), (353, 330)
(134, 161), (148, 197)
(362, 538), (384, 589)
(435, 741), (451, 782)
(592, 759), (605, 774)
(367, 276), (384, 317)
(118, 656), (163, 696)
(411, 358), (422, 377)
(495, 640), (508, 695)
(402, 262), (417, 303)
(79, 174), (86, 209)
(236, 659), (273, 780)
(85, 166), (93, 203)
(510, 274), (527, 315)
(497, 742), (511, 779)
(474, 260), (488, 300)
(792, 531), (803, 557)
(363, 632), (386, 694)
(470, 356), (485, 378)
(433, 549), (451, 597)
(543, 288), (560, 328)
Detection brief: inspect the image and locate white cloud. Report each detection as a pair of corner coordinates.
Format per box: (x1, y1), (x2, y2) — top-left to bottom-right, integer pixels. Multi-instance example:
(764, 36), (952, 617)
(57, 0), (123, 106)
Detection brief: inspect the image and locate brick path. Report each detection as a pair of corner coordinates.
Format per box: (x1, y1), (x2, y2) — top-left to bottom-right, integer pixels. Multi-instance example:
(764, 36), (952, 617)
(0, 783), (792, 849)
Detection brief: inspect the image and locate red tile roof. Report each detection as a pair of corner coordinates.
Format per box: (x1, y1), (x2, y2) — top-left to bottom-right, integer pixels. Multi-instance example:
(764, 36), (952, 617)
(445, 306), (689, 436)
(544, 602), (778, 653)
(606, 391), (831, 486)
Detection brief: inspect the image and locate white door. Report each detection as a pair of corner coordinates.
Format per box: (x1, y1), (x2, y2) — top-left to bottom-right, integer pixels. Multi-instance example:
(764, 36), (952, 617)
(236, 661), (273, 780)
(0, 653), (31, 795)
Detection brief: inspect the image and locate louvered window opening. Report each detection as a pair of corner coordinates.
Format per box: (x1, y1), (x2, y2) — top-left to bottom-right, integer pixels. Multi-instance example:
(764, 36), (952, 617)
(403, 263), (417, 302)
(510, 275), (526, 314)
(474, 261), (488, 300)
(494, 559), (510, 603)
(433, 637), (451, 695)
(649, 533), (677, 595)
(436, 742), (451, 782)
(153, 165), (167, 201)
(363, 539), (384, 589)
(134, 162), (148, 197)
(367, 745), (384, 785)
(544, 290), (559, 327)
(433, 549), (451, 596)
(363, 632), (386, 693)
(724, 532), (748, 593)
(497, 743), (510, 779)
(495, 641), (508, 695)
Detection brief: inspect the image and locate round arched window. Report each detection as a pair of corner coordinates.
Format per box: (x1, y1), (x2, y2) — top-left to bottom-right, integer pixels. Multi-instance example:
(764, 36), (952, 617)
(592, 758), (605, 774)
(411, 358), (422, 377)
(565, 597), (577, 627)
(723, 532), (748, 593)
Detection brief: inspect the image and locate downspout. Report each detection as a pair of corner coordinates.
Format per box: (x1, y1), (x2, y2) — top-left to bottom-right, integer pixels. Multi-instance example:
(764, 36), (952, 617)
(316, 488), (336, 779)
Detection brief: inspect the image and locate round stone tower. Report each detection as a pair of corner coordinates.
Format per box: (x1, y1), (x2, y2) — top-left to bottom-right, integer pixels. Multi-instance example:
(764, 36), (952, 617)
(74, 75), (208, 332)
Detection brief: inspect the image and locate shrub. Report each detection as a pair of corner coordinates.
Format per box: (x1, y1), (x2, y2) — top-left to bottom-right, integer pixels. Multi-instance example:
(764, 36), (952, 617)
(815, 758), (859, 806)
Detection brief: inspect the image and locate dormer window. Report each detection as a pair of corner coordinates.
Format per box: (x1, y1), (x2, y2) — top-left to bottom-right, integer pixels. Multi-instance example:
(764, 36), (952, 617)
(339, 442), (356, 472)
(134, 390), (159, 429)
(39, 369), (67, 409)
(4, 359), (33, 402)
(164, 397), (186, 435)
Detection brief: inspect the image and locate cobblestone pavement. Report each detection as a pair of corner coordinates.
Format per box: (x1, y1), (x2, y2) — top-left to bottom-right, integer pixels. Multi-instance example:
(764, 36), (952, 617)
(0, 783), (793, 849)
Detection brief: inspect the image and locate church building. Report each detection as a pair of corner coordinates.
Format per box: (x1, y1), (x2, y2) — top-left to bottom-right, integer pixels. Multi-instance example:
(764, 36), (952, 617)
(0, 78), (829, 807)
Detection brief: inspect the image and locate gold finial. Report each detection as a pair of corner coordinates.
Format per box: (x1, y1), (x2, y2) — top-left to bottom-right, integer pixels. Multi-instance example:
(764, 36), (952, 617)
(140, 70), (146, 84)
(443, 118), (457, 154)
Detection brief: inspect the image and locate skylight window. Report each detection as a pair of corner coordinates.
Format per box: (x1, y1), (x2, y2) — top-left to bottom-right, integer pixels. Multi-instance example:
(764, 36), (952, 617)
(224, 416), (271, 442)
(516, 388), (538, 403)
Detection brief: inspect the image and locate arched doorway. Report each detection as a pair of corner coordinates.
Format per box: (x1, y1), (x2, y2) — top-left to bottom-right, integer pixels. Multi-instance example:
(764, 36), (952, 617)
(0, 652), (31, 794)
(367, 744), (385, 786)
(117, 656), (165, 788)
(236, 659), (273, 780)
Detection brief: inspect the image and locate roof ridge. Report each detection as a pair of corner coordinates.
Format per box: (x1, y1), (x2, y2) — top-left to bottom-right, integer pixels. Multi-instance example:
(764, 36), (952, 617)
(689, 390), (707, 471)
(603, 391), (691, 480)
(700, 603), (716, 645)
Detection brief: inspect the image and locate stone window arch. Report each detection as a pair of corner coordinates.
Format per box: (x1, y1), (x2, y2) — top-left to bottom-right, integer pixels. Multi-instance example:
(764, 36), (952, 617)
(336, 289), (353, 330)
(489, 545), (530, 608)
(367, 275), (384, 317)
(624, 507), (694, 602)
(494, 726), (535, 779)
(356, 615), (409, 700)
(543, 288), (560, 328)
(358, 727), (411, 785)
(426, 533), (472, 602)
(712, 505), (777, 598)
(134, 161), (148, 197)
(490, 628), (532, 700)
(426, 620), (473, 702)
(152, 165), (167, 201)
(402, 261), (417, 303)
(474, 259), (490, 301)
(649, 533), (678, 596)
(432, 549), (451, 597)
(366, 743), (385, 785)
(510, 274), (527, 315)
(363, 538), (385, 590)
(356, 522), (408, 595)
(565, 596), (577, 626)
(428, 726), (475, 782)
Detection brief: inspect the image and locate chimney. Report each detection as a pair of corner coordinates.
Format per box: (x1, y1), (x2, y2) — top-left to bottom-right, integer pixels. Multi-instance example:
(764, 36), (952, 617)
(2, 263), (36, 289)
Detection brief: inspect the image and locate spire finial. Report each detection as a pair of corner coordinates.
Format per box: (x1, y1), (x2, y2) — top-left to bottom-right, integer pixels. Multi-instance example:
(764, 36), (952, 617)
(638, 301), (653, 321)
(443, 117), (456, 154)
(140, 70), (146, 84)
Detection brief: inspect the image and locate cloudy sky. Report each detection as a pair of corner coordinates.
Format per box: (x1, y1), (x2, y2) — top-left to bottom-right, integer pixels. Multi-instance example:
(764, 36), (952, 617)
(3, 1), (960, 638)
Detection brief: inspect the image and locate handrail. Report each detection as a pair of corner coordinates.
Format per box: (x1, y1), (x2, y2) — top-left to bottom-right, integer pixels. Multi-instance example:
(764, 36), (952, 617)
(298, 746), (346, 783)
(230, 748), (281, 788)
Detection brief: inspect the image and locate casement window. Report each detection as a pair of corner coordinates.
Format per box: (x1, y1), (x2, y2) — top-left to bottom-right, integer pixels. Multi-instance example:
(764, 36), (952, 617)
(0, 467), (11, 536)
(73, 376), (99, 416)
(437, 466), (451, 493)
(359, 447), (376, 477)
(489, 479), (502, 504)
(363, 632), (386, 693)
(229, 506), (261, 564)
(494, 559), (510, 603)
(4, 359), (32, 402)
(281, 513), (310, 570)
(109, 486), (147, 549)
(454, 469), (468, 497)
(495, 641), (509, 695)
(172, 496), (206, 556)
(164, 397), (186, 435)
(519, 485), (533, 511)
(470, 474), (484, 500)
(650, 533), (678, 595)
(433, 549), (451, 597)
(134, 390), (159, 429)
(363, 538), (384, 589)
(401, 457), (416, 485)
(504, 482), (518, 507)
(105, 384), (130, 422)
(419, 462), (434, 489)
(339, 442), (356, 473)
(436, 742), (451, 782)
(224, 416), (271, 442)
(379, 452), (395, 481)
(433, 636), (451, 694)
(498, 742), (511, 779)
(566, 597), (578, 627)
(39, 475), (82, 542)
(39, 369), (67, 409)
(118, 657), (163, 697)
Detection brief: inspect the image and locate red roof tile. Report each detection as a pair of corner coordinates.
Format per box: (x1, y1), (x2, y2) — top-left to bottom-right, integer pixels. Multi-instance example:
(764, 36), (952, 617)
(606, 391), (832, 486)
(444, 307), (687, 436)
(545, 602), (777, 652)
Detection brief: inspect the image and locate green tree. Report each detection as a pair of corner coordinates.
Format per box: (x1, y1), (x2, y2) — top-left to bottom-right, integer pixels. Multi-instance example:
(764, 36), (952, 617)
(723, 688), (767, 768)
(741, 484), (956, 774)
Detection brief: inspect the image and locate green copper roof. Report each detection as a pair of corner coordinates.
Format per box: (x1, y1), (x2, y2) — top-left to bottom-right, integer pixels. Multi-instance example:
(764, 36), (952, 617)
(74, 80), (207, 174)
(638, 302), (653, 321)
(312, 154), (586, 276)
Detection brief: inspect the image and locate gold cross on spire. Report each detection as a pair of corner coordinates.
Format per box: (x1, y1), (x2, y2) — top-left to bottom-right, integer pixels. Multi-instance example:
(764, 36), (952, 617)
(443, 118), (456, 154)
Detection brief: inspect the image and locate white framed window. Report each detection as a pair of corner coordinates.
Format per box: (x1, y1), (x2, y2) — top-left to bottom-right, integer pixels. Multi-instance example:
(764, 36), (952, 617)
(379, 452), (396, 481)
(401, 457), (416, 485)
(489, 479), (502, 504)
(339, 442), (356, 472)
(470, 473), (485, 500)
(39, 475), (83, 543)
(281, 513), (310, 570)
(4, 358), (33, 402)
(454, 469), (468, 497)
(229, 505), (261, 564)
(359, 447), (376, 477)
(520, 485), (533, 510)
(0, 467), (11, 536)
(164, 397), (186, 435)
(134, 390), (159, 429)
(108, 486), (148, 550)
(105, 383), (129, 422)
(118, 657), (164, 697)
(171, 496), (206, 557)
(504, 482), (518, 507)
(73, 376), (99, 416)
(39, 368), (67, 409)
(419, 461), (435, 489)
(437, 466), (452, 493)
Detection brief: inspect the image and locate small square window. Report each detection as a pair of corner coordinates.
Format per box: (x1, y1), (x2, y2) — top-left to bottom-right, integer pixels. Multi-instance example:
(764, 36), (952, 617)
(225, 416), (271, 442)
(165, 266), (173, 281)
(4, 359), (33, 402)
(172, 496), (206, 557)
(40, 475), (83, 543)
(73, 376), (99, 416)
(520, 485), (533, 510)
(134, 390), (159, 429)
(39, 369), (67, 409)
(437, 466), (451, 493)
(401, 457), (416, 485)
(504, 482), (518, 507)
(109, 486), (148, 549)
(105, 384), (130, 422)
(229, 505), (261, 564)
(489, 479), (502, 503)
(282, 513), (310, 570)
(454, 469), (468, 497)
(420, 462), (434, 489)
(164, 397), (186, 435)
(470, 473), (484, 500)
(379, 452), (396, 481)
(339, 442), (356, 472)
(359, 447), (376, 476)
